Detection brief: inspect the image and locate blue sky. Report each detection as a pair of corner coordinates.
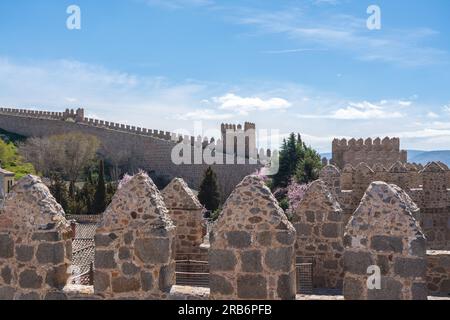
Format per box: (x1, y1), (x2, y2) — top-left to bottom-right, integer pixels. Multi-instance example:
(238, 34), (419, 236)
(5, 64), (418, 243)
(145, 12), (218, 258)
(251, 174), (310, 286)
(0, 0), (449, 152)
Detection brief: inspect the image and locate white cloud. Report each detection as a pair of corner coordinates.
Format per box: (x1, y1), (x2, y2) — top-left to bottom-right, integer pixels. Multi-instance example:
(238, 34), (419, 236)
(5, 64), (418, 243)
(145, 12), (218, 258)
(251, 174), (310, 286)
(398, 101), (412, 107)
(298, 100), (405, 120)
(214, 93), (291, 115)
(174, 109), (234, 121)
(427, 111), (439, 119)
(0, 56), (208, 129)
(332, 101), (403, 120)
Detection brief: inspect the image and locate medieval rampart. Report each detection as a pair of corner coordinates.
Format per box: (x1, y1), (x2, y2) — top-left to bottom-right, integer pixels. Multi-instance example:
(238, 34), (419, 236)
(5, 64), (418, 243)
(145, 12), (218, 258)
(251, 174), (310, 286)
(331, 137), (407, 169)
(0, 108), (263, 198)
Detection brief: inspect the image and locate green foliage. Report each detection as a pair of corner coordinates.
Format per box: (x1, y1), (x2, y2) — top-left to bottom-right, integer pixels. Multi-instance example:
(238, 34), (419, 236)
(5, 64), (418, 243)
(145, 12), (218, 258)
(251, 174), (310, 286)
(294, 147), (323, 184)
(92, 160), (107, 214)
(271, 133), (322, 189)
(0, 137), (35, 179)
(48, 160), (117, 216)
(48, 174), (69, 212)
(198, 166), (221, 212)
(210, 207), (222, 221)
(278, 198), (289, 211)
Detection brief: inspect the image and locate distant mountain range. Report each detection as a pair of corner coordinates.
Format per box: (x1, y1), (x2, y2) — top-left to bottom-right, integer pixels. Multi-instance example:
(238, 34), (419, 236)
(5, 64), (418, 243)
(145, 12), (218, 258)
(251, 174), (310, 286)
(320, 150), (450, 167)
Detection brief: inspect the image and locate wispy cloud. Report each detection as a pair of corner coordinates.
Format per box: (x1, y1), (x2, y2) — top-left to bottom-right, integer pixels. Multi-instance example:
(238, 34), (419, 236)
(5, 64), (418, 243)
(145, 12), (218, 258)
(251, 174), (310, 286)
(233, 8), (447, 67)
(298, 100), (408, 120)
(213, 93), (292, 116)
(261, 48), (328, 54)
(174, 109), (233, 121)
(0, 56), (207, 128)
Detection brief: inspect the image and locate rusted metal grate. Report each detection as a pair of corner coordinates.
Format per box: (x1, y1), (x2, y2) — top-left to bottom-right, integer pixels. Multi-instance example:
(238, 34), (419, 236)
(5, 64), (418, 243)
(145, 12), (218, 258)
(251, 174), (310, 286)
(175, 254), (209, 287)
(296, 256), (314, 294)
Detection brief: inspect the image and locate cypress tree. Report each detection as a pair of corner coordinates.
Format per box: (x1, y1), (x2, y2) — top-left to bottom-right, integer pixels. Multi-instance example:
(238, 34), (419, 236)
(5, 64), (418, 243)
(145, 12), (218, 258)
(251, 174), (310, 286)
(92, 159), (107, 214)
(198, 166), (221, 212)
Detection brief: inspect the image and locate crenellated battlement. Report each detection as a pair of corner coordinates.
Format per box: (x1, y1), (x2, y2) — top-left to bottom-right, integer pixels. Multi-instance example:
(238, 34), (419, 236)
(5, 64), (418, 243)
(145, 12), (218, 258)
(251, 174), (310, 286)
(0, 107), (271, 199)
(319, 161), (450, 250)
(220, 121), (257, 159)
(331, 136), (407, 169)
(0, 107), (270, 160)
(332, 136), (400, 151)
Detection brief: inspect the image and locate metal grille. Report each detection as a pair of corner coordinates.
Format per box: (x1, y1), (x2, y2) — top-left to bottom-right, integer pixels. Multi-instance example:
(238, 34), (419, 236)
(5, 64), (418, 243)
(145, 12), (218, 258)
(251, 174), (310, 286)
(175, 254), (209, 287)
(69, 262), (94, 286)
(296, 256), (314, 294)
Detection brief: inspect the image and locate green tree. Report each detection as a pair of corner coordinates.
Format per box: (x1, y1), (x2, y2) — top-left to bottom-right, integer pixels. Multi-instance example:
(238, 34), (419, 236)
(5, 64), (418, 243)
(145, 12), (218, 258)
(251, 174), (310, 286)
(272, 133), (302, 188)
(271, 133), (322, 189)
(49, 174), (69, 212)
(92, 159), (107, 214)
(295, 148), (322, 183)
(198, 166), (221, 212)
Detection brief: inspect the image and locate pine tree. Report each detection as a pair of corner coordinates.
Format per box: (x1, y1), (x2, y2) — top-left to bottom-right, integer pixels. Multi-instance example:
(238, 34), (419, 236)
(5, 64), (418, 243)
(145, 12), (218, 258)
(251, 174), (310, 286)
(272, 133), (301, 188)
(295, 147), (323, 183)
(198, 166), (221, 212)
(92, 159), (107, 214)
(272, 133), (323, 188)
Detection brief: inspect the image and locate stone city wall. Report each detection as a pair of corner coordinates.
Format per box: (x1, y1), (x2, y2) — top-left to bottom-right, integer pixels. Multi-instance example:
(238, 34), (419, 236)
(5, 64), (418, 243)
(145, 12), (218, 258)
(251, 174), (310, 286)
(331, 137), (407, 169)
(0, 109), (261, 199)
(320, 162), (450, 250)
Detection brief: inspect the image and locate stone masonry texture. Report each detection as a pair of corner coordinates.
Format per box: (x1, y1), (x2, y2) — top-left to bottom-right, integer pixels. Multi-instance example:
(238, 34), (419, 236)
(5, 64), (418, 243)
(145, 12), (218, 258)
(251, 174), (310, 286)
(209, 175), (297, 300)
(293, 180), (344, 289)
(0, 175), (72, 300)
(0, 110), (260, 200)
(94, 172), (176, 299)
(343, 181), (427, 300)
(161, 178), (205, 256)
(319, 161), (450, 251)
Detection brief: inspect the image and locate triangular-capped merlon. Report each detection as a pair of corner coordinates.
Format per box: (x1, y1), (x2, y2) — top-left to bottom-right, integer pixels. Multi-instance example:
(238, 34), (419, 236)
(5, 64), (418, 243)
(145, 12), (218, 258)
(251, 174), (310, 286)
(389, 184), (421, 222)
(293, 180), (342, 223)
(405, 163), (418, 172)
(420, 161), (445, 173)
(372, 163), (387, 172)
(320, 164), (341, 178)
(1, 174), (69, 232)
(355, 162), (374, 174)
(213, 175), (294, 234)
(161, 177), (203, 210)
(437, 161), (449, 170)
(100, 171), (173, 230)
(345, 181), (424, 252)
(389, 161), (407, 173)
(342, 164), (354, 173)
